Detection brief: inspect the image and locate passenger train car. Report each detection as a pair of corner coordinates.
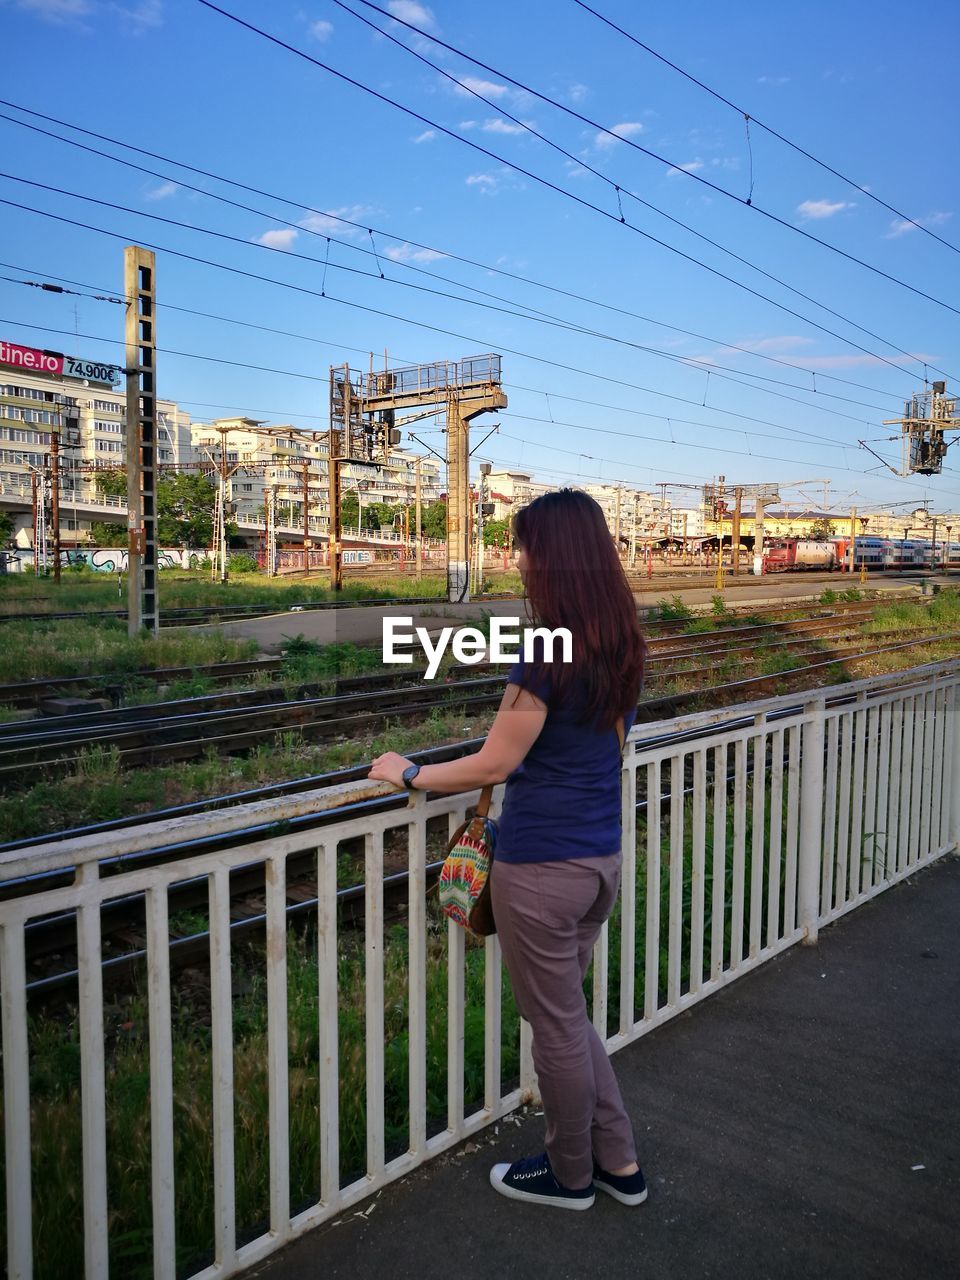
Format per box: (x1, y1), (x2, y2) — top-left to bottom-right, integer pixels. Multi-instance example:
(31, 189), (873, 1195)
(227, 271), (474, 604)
(762, 535), (946, 572)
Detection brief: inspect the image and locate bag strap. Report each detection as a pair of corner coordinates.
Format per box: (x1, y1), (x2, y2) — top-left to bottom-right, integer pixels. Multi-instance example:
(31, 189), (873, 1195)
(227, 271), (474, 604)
(474, 784), (494, 818)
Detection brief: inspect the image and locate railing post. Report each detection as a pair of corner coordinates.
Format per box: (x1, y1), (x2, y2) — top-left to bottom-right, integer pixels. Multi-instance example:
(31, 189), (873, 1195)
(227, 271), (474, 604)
(519, 1020), (540, 1105)
(798, 697), (826, 945)
(950, 682), (960, 850)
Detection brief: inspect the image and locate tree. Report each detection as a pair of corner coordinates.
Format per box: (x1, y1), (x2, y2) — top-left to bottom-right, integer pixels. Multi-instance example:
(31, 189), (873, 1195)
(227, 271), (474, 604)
(94, 469), (127, 499)
(0, 510), (13, 545)
(808, 517), (835, 540)
(340, 492), (360, 532)
(421, 500), (447, 540)
(90, 521), (126, 547)
(157, 473), (218, 547)
(365, 500), (397, 531)
(483, 517), (511, 548)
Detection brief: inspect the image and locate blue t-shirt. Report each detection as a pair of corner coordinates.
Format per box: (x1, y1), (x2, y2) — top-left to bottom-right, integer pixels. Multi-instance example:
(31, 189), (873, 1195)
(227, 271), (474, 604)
(495, 658), (637, 864)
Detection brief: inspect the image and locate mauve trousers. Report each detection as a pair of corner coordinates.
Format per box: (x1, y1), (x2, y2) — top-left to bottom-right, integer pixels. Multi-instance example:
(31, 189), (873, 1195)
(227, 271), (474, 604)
(491, 853), (637, 1190)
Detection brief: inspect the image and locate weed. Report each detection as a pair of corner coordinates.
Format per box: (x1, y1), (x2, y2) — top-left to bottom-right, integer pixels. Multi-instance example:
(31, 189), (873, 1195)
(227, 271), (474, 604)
(657, 595), (694, 621)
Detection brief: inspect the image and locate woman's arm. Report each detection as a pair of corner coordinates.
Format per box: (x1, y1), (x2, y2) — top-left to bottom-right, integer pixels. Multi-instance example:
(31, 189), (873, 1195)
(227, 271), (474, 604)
(368, 682), (547, 792)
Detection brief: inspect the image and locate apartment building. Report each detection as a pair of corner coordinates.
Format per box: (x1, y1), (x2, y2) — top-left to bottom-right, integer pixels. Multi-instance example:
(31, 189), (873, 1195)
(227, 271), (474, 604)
(0, 341), (191, 545)
(189, 417), (442, 538)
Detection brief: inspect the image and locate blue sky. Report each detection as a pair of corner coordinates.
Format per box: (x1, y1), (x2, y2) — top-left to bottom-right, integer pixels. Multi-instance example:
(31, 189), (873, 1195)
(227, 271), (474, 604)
(1, 0), (958, 516)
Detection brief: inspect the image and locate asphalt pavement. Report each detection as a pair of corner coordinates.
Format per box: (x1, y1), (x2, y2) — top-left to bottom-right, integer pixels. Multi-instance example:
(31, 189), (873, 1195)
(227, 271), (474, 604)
(252, 851), (960, 1280)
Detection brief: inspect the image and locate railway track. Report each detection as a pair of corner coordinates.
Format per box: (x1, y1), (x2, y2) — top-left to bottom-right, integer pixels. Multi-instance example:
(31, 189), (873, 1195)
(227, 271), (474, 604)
(0, 597), (895, 710)
(11, 624), (960, 999)
(18, 636), (956, 1001)
(0, 592), (453, 627)
(0, 604), (912, 783)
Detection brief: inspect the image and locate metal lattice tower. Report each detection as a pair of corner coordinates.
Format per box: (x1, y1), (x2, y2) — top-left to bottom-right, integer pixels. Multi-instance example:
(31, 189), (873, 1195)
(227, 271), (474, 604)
(884, 381), (959, 476)
(328, 355), (506, 600)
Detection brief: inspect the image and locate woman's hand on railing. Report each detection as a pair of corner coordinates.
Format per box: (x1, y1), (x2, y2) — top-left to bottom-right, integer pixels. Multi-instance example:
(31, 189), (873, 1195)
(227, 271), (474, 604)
(368, 752), (414, 789)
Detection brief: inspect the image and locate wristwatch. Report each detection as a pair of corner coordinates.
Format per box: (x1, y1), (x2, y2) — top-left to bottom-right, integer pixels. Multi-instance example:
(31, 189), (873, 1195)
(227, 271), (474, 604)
(401, 763), (422, 790)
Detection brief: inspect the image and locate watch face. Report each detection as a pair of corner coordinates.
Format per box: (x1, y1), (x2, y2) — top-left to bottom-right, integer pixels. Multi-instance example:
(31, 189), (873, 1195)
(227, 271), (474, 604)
(403, 764), (420, 787)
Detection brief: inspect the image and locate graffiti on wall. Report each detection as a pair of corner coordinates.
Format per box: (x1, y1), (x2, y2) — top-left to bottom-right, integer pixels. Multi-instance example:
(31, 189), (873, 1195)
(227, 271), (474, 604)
(3, 548), (208, 573)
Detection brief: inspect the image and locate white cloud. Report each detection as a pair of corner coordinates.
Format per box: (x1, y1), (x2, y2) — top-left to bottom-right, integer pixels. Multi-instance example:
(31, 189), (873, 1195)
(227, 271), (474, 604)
(885, 210), (952, 238)
(384, 242), (447, 263)
(112, 0), (162, 25)
(299, 205), (372, 237)
(466, 172), (497, 186)
(797, 199), (852, 219)
(776, 351), (936, 370)
(144, 180), (178, 200)
(667, 159), (704, 177)
(758, 74), (790, 85)
(412, 129), (435, 143)
(387, 1), (436, 31)
(453, 75), (509, 99)
(13, 0), (92, 20)
(255, 228), (299, 250)
(567, 83), (589, 103)
(308, 18), (332, 41)
(595, 121), (644, 150)
(732, 336), (815, 353)
(12, 0), (162, 26)
(481, 118), (527, 135)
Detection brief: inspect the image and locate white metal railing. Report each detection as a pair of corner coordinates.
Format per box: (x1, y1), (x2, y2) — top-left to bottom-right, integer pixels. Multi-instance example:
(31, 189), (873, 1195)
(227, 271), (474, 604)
(1, 662), (957, 1278)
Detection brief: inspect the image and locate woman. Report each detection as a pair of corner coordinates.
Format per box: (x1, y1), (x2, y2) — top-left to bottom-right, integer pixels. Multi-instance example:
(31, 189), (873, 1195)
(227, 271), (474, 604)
(369, 489), (647, 1211)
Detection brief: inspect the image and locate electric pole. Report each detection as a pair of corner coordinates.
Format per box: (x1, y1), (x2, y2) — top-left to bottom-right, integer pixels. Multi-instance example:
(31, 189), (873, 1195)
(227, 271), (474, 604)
(753, 497), (766, 575)
(301, 458), (312, 569)
(731, 487), (742, 577)
(415, 453), (423, 580)
(124, 245), (158, 636)
(328, 448), (342, 592)
(50, 421), (61, 584)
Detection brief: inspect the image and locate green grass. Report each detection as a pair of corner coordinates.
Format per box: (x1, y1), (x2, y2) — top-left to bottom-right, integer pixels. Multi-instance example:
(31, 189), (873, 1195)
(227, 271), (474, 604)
(0, 706), (494, 843)
(12, 914), (518, 1280)
(862, 590), (960, 637)
(0, 569), (462, 618)
(0, 617), (259, 683)
(656, 594), (694, 621)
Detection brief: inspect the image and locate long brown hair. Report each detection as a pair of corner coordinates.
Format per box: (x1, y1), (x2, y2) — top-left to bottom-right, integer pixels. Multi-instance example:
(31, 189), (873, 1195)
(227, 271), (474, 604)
(512, 489), (645, 728)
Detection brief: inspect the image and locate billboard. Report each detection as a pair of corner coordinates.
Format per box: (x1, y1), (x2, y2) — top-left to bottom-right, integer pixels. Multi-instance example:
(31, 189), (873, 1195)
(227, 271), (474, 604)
(0, 338), (122, 385)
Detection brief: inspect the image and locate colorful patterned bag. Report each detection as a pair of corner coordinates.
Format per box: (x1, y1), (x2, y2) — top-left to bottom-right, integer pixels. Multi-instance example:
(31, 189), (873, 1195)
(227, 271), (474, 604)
(438, 785), (497, 936)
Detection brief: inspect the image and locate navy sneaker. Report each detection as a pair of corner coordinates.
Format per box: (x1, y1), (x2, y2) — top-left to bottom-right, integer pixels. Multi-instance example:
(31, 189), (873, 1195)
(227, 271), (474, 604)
(592, 1159), (648, 1205)
(490, 1153), (595, 1210)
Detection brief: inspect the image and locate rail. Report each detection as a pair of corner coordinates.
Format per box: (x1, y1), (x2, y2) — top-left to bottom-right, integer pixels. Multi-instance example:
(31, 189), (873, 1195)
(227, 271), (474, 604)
(1, 661), (957, 1278)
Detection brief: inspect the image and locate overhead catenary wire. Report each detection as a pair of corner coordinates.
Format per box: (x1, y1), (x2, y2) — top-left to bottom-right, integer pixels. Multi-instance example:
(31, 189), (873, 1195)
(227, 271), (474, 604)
(1, 314), (947, 500)
(0, 118), (925, 412)
(0, 254), (901, 424)
(0, 241), (889, 455)
(333, 0), (935, 367)
(570, 0), (960, 255)
(0, 97), (913, 403)
(0, 205), (907, 458)
(0, 310), (848, 452)
(191, 0), (956, 382)
(0, 262), (901, 463)
(344, 0), (960, 314)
